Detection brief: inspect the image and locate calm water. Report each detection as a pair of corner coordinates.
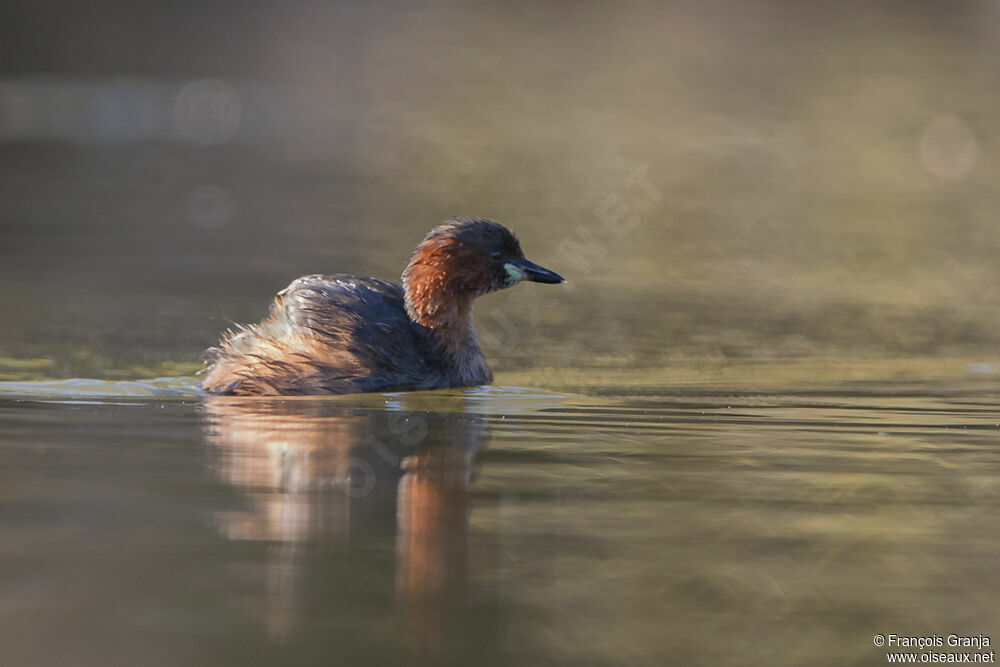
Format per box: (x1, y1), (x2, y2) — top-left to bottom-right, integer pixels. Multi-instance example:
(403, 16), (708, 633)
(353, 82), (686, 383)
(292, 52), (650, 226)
(1, 375), (998, 666)
(4, 1), (1000, 665)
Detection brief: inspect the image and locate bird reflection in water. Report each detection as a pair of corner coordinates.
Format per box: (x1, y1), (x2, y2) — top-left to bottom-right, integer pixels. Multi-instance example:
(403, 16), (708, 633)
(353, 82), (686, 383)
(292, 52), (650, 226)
(201, 394), (484, 659)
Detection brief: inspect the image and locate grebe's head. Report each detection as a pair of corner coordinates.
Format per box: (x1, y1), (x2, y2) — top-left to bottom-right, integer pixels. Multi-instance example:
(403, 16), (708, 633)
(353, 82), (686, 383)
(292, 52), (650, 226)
(402, 217), (564, 327)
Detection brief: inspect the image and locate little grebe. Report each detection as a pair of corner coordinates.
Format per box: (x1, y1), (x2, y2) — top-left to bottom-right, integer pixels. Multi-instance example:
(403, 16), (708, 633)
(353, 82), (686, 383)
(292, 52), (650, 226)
(201, 218), (564, 395)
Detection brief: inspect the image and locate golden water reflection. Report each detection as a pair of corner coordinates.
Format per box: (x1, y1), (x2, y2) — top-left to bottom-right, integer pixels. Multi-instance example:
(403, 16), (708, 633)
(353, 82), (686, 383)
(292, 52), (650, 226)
(202, 395), (483, 656)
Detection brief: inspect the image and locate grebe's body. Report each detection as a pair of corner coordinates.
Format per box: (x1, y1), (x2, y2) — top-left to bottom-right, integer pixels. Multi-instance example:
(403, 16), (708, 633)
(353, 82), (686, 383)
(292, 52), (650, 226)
(201, 218), (563, 395)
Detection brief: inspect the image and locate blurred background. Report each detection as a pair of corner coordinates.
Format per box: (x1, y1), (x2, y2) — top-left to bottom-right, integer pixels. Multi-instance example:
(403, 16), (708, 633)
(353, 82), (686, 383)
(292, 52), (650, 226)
(3, 0), (1000, 386)
(3, 6), (1000, 665)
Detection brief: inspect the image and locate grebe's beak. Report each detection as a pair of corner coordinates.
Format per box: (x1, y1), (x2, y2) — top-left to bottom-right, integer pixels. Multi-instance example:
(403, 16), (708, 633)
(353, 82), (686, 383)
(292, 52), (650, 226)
(505, 258), (565, 284)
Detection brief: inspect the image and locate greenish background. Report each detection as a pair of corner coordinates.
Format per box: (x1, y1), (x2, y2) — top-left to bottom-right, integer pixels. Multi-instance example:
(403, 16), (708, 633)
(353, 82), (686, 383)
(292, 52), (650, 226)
(3, 1), (999, 387)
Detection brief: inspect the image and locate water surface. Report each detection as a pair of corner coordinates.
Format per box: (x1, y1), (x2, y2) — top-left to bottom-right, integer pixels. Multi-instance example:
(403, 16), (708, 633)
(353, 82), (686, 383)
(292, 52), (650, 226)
(1, 373), (998, 666)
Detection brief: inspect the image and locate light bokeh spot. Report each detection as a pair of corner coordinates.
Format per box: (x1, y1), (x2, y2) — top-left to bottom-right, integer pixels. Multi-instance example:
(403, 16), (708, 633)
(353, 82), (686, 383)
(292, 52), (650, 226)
(918, 114), (978, 182)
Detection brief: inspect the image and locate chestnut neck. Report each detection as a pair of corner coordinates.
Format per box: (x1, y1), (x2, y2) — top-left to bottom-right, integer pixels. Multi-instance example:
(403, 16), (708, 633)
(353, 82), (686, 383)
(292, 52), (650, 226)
(402, 262), (491, 385)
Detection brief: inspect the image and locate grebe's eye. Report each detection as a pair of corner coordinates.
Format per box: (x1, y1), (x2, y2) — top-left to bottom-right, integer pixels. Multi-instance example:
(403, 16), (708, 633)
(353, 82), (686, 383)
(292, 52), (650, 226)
(490, 251), (503, 261)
